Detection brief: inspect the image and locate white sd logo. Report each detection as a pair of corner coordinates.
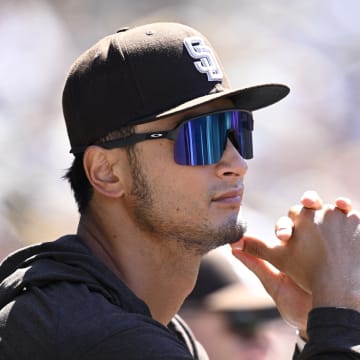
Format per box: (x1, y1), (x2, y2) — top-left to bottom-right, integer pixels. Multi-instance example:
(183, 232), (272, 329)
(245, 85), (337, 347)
(184, 36), (223, 81)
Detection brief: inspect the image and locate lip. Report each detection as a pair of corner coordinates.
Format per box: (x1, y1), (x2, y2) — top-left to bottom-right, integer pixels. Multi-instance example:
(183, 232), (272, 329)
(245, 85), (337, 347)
(212, 188), (243, 205)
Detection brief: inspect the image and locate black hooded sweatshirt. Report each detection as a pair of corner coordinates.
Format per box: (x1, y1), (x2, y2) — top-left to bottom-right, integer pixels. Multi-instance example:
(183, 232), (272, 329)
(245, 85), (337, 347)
(0, 235), (359, 359)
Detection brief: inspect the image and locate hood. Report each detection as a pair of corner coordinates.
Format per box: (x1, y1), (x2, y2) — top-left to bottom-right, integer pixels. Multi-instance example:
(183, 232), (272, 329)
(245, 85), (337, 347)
(0, 235), (149, 314)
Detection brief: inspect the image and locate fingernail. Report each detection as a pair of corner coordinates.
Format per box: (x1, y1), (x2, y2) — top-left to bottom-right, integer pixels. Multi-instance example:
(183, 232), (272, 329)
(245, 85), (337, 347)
(276, 228), (292, 240)
(276, 228), (289, 235)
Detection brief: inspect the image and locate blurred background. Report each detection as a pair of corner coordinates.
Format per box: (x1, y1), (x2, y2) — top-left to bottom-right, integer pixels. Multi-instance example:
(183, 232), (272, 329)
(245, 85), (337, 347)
(1, 0), (359, 283)
(179, 249), (297, 359)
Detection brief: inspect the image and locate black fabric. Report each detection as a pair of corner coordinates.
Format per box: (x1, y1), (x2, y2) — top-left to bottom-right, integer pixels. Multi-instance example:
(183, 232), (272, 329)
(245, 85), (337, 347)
(0, 236), (207, 359)
(0, 235), (359, 359)
(293, 307), (360, 359)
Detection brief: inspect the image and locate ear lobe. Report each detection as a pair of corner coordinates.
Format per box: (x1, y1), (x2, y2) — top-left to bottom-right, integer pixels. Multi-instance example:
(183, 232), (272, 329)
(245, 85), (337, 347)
(83, 146), (125, 198)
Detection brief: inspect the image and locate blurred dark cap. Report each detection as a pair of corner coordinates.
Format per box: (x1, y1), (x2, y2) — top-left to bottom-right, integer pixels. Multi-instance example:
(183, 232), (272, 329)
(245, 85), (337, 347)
(185, 251), (277, 312)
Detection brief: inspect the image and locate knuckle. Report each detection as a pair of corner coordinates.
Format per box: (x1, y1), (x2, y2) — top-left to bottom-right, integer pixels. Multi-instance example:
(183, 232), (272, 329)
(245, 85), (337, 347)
(288, 205), (302, 218)
(244, 240), (264, 259)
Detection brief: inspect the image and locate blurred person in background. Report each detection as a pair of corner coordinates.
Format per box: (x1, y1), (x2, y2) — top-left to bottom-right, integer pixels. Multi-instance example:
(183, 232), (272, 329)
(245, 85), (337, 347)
(180, 250), (295, 360)
(0, 22), (358, 359)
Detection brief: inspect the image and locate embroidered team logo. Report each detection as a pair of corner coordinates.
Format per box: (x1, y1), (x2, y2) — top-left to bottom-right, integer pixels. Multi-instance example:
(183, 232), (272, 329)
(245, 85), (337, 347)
(184, 36), (223, 81)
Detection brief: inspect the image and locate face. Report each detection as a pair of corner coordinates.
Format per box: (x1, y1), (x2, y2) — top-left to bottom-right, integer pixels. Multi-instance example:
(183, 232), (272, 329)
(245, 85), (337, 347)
(123, 99), (248, 256)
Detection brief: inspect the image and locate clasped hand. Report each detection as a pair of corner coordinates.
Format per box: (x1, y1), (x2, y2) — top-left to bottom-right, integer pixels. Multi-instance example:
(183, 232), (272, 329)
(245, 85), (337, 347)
(231, 191), (360, 336)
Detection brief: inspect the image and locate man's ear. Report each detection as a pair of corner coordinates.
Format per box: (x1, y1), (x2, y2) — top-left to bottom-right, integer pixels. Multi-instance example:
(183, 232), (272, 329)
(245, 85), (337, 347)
(83, 146), (125, 198)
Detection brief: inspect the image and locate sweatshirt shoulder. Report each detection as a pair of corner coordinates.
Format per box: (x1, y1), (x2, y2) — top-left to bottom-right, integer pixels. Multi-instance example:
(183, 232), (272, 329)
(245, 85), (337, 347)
(1, 280), (180, 359)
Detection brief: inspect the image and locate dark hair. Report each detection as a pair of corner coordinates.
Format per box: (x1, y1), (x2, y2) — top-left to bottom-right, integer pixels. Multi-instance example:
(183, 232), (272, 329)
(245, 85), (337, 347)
(64, 126), (135, 214)
(63, 153), (92, 214)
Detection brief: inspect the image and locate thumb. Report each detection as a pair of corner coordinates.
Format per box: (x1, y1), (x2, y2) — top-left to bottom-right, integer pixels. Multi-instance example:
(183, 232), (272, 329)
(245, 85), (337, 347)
(230, 248), (281, 303)
(232, 248), (312, 331)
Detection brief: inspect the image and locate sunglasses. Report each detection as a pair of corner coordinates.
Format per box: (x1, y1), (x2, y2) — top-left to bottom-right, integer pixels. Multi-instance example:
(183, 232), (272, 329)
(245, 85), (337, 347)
(87, 109), (254, 166)
(225, 307), (280, 338)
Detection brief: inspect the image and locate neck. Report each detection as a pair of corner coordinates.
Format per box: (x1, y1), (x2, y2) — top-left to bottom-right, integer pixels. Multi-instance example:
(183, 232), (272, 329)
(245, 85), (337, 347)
(77, 206), (201, 326)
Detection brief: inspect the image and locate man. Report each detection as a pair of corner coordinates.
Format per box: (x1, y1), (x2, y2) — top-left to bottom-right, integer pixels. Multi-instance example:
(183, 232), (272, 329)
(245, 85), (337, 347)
(179, 250), (295, 360)
(0, 22), (358, 359)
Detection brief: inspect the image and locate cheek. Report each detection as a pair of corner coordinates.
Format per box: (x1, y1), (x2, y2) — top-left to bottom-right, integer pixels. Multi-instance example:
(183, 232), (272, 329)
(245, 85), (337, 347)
(152, 167), (210, 211)
(152, 141), (175, 164)
(167, 178), (211, 219)
(140, 141), (212, 207)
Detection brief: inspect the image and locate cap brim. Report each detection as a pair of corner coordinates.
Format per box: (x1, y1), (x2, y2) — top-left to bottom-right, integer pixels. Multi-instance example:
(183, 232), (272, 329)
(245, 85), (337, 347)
(154, 83), (290, 121)
(204, 283), (276, 312)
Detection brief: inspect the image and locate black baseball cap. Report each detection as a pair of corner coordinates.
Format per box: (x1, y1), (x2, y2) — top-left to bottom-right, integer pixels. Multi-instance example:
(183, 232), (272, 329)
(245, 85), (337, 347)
(184, 251), (276, 312)
(62, 22), (289, 153)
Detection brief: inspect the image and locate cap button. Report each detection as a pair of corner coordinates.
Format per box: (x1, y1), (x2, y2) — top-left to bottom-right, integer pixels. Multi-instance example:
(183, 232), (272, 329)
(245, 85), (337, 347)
(116, 27), (129, 33)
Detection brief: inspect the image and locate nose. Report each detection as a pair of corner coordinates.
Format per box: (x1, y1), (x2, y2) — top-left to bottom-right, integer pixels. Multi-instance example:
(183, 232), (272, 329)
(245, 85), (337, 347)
(215, 139), (248, 178)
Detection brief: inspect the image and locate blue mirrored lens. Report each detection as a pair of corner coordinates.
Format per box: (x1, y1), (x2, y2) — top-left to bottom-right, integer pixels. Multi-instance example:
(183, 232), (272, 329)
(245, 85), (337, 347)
(174, 110), (253, 166)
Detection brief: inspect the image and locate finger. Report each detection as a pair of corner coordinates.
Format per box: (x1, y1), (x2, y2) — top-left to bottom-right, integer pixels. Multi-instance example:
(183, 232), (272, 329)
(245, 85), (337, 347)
(231, 234), (284, 268)
(275, 216), (294, 242)
(300, 190), (323, 210)
(288, 204), (317, 223)
(287, 204), (303, 221)
(335, 197), (352, 214)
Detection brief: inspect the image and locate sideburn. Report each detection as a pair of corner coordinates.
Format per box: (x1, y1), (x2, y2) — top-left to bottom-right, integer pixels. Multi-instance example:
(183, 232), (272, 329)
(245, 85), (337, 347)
(126, 145), (158, 233)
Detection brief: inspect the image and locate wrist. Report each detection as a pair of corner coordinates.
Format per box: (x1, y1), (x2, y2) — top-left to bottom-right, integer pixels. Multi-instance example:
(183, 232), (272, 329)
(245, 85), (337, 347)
(312, 290), (360, 311)
(296, 329), (307, 352)
(297, 328), (308, 342)
(311, 275), (360, 311)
